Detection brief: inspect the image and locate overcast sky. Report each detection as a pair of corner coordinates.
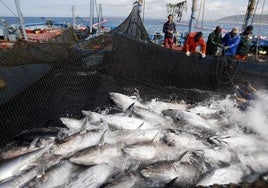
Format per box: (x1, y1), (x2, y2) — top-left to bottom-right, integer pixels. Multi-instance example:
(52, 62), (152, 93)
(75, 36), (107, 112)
(0, 0), (267, 20)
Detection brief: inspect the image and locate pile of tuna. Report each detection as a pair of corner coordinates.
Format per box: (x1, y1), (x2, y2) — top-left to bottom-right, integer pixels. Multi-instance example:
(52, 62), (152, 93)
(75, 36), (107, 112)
(0, 92), (268, 188)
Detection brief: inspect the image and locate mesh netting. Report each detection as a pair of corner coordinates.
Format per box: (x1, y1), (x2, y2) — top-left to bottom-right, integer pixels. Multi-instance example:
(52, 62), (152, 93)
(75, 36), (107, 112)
(0, 4), (152, 146)
(0, 4), (267, 146)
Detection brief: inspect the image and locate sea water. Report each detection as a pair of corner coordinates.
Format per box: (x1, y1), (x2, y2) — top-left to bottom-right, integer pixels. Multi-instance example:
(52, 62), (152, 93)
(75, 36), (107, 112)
(1, 16), (268, 38)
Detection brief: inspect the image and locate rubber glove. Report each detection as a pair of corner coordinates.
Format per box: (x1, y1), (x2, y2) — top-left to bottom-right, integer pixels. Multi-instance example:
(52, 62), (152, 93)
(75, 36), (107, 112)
(186, 51), (190, 56)
(201, 53), (206, 58)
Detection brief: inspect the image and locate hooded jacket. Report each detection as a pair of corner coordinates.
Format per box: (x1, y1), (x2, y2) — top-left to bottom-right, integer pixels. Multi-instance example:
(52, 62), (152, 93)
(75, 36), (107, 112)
(184, 32), (206, 54)
(222, 32), (241, 56)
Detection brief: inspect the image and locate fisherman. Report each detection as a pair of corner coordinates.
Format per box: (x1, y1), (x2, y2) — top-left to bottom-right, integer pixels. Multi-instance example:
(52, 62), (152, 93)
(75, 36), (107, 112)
(206, 25), (223, 56)
(235, 25), (254, 60)
(163, 14), (176, 49)
(184, 31), (206, 58)
(234, 82), (257, 110)
(221, 27), (241, 75)
(222, 27), (241, 57)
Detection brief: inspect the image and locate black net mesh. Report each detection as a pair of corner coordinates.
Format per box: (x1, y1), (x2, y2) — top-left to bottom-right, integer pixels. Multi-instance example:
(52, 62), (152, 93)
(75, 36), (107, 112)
(0, 4), (152, 146)
(0, 4), (267, 146)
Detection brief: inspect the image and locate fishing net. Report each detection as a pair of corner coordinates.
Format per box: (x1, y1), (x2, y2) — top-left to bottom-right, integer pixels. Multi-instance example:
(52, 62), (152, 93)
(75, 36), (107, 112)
(0, 2), (266, 148)
(0, 4), (153, 146)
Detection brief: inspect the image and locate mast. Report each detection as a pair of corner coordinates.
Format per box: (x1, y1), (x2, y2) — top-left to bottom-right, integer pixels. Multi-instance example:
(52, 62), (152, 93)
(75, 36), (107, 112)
(90, 0), (94, 35)
(72, 5), (76, 29)
(98, 3), (102, 35)
(14, 0), (28, 40)
(189, 0), (198, 33)
(243, 0), (256, 30)
(94, 0), (100, 36)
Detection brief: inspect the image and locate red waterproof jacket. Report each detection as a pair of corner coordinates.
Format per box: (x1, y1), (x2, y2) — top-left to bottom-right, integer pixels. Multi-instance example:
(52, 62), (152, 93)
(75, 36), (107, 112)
(184, 32), (206, 54)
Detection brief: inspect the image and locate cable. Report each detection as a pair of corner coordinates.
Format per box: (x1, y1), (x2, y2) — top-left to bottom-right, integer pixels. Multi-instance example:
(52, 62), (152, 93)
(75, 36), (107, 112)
(215, 52), (241, 86)
(251, 0), (259, 25)
(255, 0), (265, 62)
(0, 0), (18, 18)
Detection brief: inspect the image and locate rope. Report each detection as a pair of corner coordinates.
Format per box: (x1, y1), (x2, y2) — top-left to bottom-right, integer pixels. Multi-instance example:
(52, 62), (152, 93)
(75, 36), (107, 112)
(215, 52), (241, 86)
(201, 0), (205, 32)
(251, 0), (260, 25)
(195, 0), (202, 30)
(0, 0), (19, 18)
(255, 0), (265, 62)
(195, 0), (205, 32)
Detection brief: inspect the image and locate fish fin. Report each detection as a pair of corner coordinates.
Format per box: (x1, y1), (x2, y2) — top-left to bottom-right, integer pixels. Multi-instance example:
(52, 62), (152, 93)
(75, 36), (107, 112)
(36, 164), (46, 178)
(126, 102), (135, 117)
(152, 130), (161, 142)
(80, 116), (88, 133)
(127, 102), (135, 111)
(130, 96), (137, 100)
(177, 150), (189, 162)
(82, 110), (91, 116)
(98, 130), (107, 146)
(124, 159), (140, 173)
(136, 122), (144, 130)
(30, 137), (41, 148)
(246, 165), (256, 174)
(164, 177), (178, 188)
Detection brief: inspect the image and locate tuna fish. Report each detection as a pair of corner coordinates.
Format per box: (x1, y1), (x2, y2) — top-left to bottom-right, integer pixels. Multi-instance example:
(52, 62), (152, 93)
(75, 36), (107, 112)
(0, 154), (61, 188)
(67, 164), (121, 188)
(145, 98), (188, 114)
(162, 109), (215, 130)
(109, 92), (146, 111)
(103, 129), (163, 145)
(52, 130), (106, 158)
(140, 160), (203, 187)
(132, 106), (173, 127)
(100, 114), (155, 130)
(103, 172), (140, 188)
(70, 143), (125, 166)
(0, 144), (51, 183)
(29, 160), (79, 188)
(122, 141), (187, 164)
(196, 164), (249, 186)
(162, 129), (209, 150)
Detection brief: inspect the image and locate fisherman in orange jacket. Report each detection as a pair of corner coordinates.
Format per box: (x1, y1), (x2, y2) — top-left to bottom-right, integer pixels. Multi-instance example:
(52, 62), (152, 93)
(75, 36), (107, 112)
(184, 31), (206, 58)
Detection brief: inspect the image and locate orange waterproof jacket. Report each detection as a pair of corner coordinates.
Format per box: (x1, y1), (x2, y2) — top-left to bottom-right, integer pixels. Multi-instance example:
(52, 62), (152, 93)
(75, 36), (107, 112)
(184, 32), (206, 54)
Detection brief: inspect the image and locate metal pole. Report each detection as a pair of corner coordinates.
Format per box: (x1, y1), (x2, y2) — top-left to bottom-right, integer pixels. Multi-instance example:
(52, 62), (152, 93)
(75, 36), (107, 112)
(243, 0), (256, 30)
(14, 0), (28, 40)
(72, 5), (76, 29)
(143, 0), (145, 22)
(189, 0), (198, 34)
(90, 0), (94, 35)
(94, 0), (100, 35)
(98, 4), (102, 35)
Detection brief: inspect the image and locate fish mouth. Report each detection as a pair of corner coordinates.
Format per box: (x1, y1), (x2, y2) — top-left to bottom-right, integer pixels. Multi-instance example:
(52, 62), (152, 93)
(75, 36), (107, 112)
(121, 147), (129, 154)
(140, 168), (154, 177)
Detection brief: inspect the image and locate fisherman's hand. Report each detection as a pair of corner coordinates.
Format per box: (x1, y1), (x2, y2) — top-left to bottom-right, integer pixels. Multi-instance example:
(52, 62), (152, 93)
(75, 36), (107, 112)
(217, 43), (224, 48)
(201, 53), (206, 58)
(236, 97), (247, 103)
(186, 51), (190, 56)
(224, 46), (229, 50)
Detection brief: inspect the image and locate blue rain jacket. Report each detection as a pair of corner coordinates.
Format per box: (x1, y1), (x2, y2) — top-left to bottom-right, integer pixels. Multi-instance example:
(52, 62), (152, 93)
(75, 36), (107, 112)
(222, 32), (241, 56)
